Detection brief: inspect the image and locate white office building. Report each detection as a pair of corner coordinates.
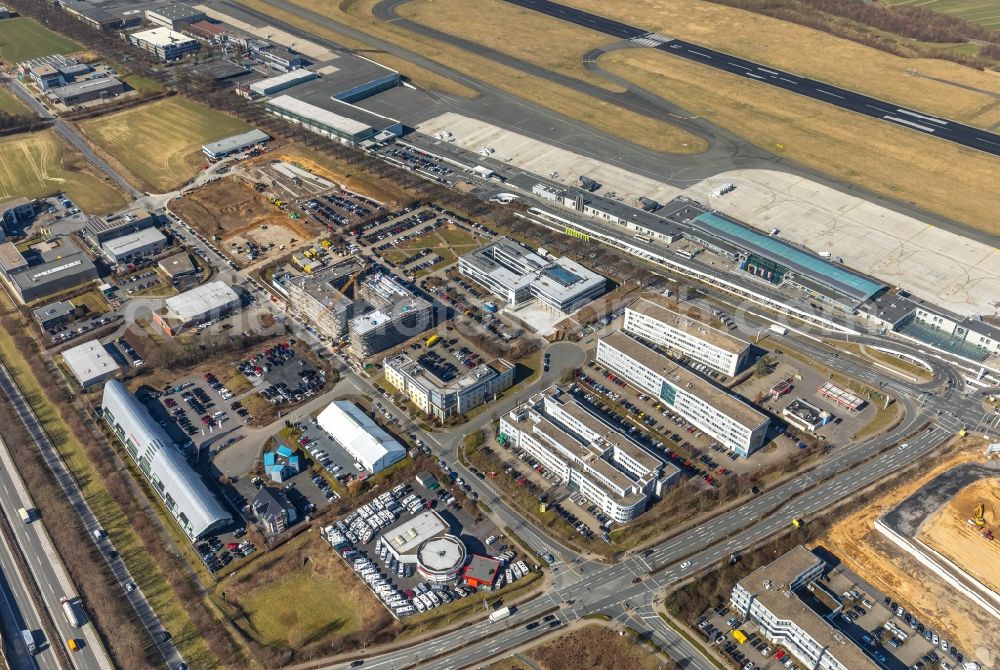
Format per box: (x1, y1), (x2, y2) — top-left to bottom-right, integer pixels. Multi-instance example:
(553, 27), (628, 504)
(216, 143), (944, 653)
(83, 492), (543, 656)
(316, 401), (406, 473)
(596, 331), (769, 457)
(128, 27), (199, 60)
(459, 238), (606, 313)
(62, 339), (119, 388)
(731, 546), (879, 670)
(623, 296), (750, 376)
(384, 353), (515, 421)
(101, 227), (167, 266)
(499, 386), (678, 523)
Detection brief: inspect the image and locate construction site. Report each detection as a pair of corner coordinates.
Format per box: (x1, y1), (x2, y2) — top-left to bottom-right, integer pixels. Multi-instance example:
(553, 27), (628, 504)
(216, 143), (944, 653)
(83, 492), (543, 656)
(816, 437), (1000, 666)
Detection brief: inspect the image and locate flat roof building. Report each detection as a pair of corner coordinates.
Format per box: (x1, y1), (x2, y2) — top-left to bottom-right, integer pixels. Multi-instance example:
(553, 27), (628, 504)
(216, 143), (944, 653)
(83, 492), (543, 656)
(158, 251), (197, 281)
(624, 295), (750, 376)
(155, 281), (240, 334)
(500, 385), (677, 523)
(145, 3), (205, 29)
(101, 380), (231, 539)
(459, 238), (606, 314)
(316, 400), (406, 474)
(264, 94), (402, 147)
(201, 128), (269, 159)
(782, 398), (833, 434)
(385, 353), (515, 421)
(0, 241), (28, 274)
(281, 261), (360, 340)
(731, 546), (879, 670)
(49, 77), (126, 105)
(249, 69), (318, 97)
(349, 274), (433, 357)
(32, 300), (75, 331)
(2, 239), (98, 304)
(83, 207), (157, 246)
(128, 27), (199, 61)
(62, 339), (119, 388)
(464, 554), (501, 589)
(597, 331), (769, 458)
(101, 227), (167, 266)
(381, 511), (465, 582)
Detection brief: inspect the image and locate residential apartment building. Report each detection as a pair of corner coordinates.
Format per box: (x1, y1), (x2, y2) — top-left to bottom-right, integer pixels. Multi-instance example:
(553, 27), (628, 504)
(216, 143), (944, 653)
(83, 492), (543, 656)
(731, 546), (879, 670)
(384, 353), (515, 420)
(623, 296), (750, 376)
(596, 331), (769, 457)
(499, 386), (678, 523)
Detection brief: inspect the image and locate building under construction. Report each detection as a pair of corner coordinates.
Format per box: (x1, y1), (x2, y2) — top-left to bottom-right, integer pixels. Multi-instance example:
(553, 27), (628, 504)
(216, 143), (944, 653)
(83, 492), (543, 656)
(349, 274), (433, 357)
(282, 258), (363, 340)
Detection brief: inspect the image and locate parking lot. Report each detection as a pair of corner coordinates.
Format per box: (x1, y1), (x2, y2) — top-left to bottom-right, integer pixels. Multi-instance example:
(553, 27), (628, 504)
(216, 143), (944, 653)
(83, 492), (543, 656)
(321, 478), (529, 620)
(304, 189), (385, 231)
(140, 372), (247, 455)
(237, 339), (327, 408)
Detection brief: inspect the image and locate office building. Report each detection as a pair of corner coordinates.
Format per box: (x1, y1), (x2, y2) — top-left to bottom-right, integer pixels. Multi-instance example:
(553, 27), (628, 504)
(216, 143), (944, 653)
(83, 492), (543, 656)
(499, 386), (677, 523)
(154, 281), (240, 334)
(381, 511), (466, 583)
(316, 400), (406, 474)
(158, 252), (197, 281)
(144, 3), (205, 29)
(348, 274), (433, 357)
(101, 380), (231, 539)
(459, 238), (606, 313)
(201, 128), (270, 160)
(279, 260), (362, 340)
(101, 227), (167, 266)
(384, 353), (515, 421)
(596, 331), (769, 457)
(623, 296), (750, 376)
(252, 486), (298, 536)
(128, 27), (199, 60)
(62, 339), (119, 388)
(32, 300), (75, 332)
(1, 197), (36, 232)
(0, 238), (98, 304)
(731, 546), (879, 670)
(83, 208), (157, 246)
(782, 398), (833, 434)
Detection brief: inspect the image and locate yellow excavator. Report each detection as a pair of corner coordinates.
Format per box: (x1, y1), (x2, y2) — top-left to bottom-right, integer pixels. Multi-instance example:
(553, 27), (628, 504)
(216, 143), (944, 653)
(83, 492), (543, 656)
(970, 503), (987, 527)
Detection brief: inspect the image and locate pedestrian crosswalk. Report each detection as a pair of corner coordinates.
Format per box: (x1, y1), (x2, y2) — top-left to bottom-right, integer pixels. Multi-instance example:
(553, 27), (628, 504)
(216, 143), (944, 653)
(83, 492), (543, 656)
(630, 32), (673, 47)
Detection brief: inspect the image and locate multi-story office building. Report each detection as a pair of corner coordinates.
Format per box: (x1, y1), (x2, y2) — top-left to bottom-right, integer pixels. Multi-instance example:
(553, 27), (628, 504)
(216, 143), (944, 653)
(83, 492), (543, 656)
(281, 262), (361, 341)
(731, 546), (879, 670)
(499, 386), (678, 523)
(384, 353), (515, 421)
(596, 331), (769, 457)
(459, 238), (606, 314)
(624, 296), (750, 376)
(128, 27), (199, 61)
(348, 274), (433, 357)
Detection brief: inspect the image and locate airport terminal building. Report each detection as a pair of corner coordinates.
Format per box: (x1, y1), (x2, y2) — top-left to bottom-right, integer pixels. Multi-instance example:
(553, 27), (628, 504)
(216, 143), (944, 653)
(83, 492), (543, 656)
(499, 386), (678, 523)
(596, 331), (769, 457)
(101, 381), (231, 539)
(623, 295), (750, 376)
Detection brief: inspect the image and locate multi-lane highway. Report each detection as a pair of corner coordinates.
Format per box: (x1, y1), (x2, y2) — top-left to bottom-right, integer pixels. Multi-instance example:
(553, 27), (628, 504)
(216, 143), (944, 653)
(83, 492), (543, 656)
(499, 0), (1000, 157)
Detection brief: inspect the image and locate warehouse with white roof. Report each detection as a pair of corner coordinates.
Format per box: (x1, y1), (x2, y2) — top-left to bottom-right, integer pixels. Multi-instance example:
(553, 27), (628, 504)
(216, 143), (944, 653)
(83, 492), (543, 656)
(316, 400), (406, 473)
(101, 227), (167, 266)
(62, 339), (119, 388)
(101, 380), (231, 539)
(154, 281), (240, 334)
(264, 94), (402, 147)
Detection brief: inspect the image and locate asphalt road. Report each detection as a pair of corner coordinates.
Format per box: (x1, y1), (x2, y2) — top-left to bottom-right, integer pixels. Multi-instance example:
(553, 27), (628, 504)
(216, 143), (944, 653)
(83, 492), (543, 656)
(500, 0), (1000, 157)
(0, 362), (182, 670)
(0, 532), (54, 670)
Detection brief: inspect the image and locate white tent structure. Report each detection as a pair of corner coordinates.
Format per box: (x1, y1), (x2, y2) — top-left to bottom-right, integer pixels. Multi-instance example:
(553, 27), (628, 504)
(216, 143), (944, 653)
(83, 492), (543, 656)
(317, 401), (406, 473)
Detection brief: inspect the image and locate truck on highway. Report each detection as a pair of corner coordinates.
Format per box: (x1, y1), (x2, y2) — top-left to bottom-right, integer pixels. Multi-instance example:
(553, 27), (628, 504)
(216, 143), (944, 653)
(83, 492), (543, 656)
(489, 606), (512, 623)
(17, 507), (32, 523)
(21, 629), (35, 654)
(769, 324), (788, 336)
(60, 597), (83, 628)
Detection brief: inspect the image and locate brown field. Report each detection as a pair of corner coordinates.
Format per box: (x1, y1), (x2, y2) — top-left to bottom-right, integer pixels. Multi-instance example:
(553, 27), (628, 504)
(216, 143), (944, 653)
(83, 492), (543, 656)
(561, 0), (1000, 128)
(255, 0), (707, 155)
(603, 49), (1000, 237)
(530, 624), (669, 670)
(817, 438), (1000, 659)
(171, 177), (314, 239)
(918, 477), (1000, 597)
(266, 151), (410, 207)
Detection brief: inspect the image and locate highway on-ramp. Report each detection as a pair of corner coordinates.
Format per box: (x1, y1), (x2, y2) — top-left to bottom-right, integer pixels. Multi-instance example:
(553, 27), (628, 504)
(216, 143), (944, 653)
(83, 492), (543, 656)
(499, 0), (1000, 157)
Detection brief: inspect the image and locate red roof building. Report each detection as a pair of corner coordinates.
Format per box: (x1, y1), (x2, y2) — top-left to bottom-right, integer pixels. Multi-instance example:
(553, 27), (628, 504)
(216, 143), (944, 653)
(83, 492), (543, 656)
(464, 554), (501, 589)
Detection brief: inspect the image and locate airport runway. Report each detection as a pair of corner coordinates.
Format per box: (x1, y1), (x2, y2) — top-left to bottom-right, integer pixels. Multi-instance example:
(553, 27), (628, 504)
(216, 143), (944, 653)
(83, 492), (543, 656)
(500, 0), (1000, 157)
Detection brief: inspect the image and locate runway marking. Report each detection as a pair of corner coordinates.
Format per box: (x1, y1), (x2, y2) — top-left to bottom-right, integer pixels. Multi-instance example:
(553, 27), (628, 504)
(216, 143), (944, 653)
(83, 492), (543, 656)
(689, 50), (713, 59)
(745, 73), (764, 80)
(883, 115), (936, 132)
(727, 62), (749, 70)
(758, 67), (780, 75)
(817, 89), (845, 99)
(778, 77), (797, 85)
(895, 108), (947, 125)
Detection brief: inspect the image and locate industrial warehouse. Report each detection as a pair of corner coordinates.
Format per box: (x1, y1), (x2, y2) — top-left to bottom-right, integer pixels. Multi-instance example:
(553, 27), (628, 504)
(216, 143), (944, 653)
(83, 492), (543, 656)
(623, 295), (751, 376)
(499, 386), (678, 523)
(384, 352), (515, 421)
(316, 400), (406, 474)
(459, 238), (606, 314)
(596, 331), (770, 457)
(0, 238), (98, 303)
(101, 381), (231, 539)
(154, 281), (241, 334)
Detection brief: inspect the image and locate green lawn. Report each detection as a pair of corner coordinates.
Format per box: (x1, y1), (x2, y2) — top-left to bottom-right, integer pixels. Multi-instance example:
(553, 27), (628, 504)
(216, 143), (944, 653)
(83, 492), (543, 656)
(0, 87), (28, 117)
(0, 130), (128, 214)
(885, 0), (1000, 29)
(122, 73), (164, 95)
(78, 97), (251, 192)
(0, 17), (83, 62)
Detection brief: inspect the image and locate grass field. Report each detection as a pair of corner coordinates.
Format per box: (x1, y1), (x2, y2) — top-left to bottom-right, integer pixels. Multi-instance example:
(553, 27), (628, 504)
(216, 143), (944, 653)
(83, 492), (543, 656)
(0, 87), (28, 117)
(78, 97), (250, 192)
(603, 49), (1000, 237)
(0, 17), (83, 63)
(560, 0), (1000, 128)
(531, 624), (668, 670)
(0, 130), (128, 214)
(257, 0), (707, 155)
(886, 0), (1000, 29)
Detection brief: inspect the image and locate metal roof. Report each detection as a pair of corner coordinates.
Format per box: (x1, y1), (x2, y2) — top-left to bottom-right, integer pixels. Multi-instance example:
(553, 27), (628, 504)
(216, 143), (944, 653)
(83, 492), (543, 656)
(62, 339), (118, 386)
(102, 381), (230, 538)
(316, 401), (406, 472)
(164, 281), (239, 321)
(201, 128), (270, 155)
(267, 94), (372, 136)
